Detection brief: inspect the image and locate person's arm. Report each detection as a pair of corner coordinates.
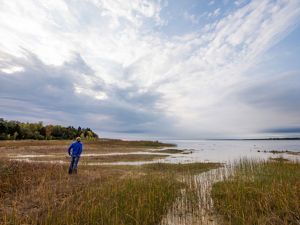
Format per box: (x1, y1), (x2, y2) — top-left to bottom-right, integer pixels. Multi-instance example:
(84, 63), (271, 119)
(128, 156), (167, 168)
(78, 143), (83, 156)
(68, 143), (73, 156)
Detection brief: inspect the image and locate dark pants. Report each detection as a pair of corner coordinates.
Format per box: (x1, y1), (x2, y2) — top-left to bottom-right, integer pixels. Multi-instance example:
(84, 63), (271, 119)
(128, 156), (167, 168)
(68, 156), (80, 174)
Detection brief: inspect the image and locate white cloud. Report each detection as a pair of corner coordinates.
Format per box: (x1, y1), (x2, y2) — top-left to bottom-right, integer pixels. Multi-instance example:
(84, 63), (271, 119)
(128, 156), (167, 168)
(0, 0), (300, 137)
(209, 0), (215, 6)
(234, 0), (247, 6)
(208, 8), (221, 17)
(0, 65), (24, 74)
(88, 0), (165, 26)
(183, 11), (199, 24)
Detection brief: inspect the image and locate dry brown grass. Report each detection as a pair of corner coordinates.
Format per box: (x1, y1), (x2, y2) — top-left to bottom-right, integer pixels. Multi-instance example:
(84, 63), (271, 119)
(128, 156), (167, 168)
(152, 149), (185, 154)
(81, 154), (169, 163)
(17, 154), (169, 163)
(0, 160), (142, 224)
(0, 139), (176, 165)
(0, 159), (220, 225)
(0, 139), (174, 149)
(0, 139), (174, 156)
(0, 140), (223, 225)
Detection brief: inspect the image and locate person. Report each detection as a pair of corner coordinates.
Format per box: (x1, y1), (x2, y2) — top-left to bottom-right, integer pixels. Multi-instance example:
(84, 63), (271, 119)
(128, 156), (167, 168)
(68, 136), (83, 174)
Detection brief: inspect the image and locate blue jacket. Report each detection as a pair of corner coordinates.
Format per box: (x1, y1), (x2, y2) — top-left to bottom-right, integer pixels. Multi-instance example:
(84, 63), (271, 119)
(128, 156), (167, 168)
(68, 141), (83, 157)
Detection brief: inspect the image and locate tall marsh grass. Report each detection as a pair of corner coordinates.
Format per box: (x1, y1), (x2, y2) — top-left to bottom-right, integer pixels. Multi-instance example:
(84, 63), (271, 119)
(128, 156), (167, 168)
(44, 175), (181, 225)
(0, 160), (219, 225)
(212, 159), (300, 225)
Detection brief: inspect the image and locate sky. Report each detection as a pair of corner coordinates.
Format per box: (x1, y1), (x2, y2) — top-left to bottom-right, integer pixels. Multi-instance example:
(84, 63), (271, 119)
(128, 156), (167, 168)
(0, 0), (300, 139)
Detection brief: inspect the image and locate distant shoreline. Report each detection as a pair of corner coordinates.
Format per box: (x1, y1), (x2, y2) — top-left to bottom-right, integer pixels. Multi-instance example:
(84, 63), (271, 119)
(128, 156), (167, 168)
(206, 138), (300, 141)
(161, 137), (300, 141)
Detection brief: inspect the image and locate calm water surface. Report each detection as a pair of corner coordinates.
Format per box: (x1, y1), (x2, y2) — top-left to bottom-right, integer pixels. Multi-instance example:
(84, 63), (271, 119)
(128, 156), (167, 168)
(159, 140), (300, 163)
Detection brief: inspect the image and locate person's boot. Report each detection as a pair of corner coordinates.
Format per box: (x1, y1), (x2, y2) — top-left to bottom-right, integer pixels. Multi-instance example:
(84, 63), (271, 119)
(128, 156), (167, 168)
(74, 169), (77, 174)
(68, 168), (72, 174)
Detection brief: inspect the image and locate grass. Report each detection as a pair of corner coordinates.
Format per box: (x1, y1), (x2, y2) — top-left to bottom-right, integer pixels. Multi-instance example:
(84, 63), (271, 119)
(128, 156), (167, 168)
(269, 157), (290, 162)
(212, 159), (300, 225)
(143, 162), (221, 174)
(0, 139), (178, 165)
(152, 149), (185, 154)
(14, 154), (170, 163)
(268, 150), (300, 155)
(81, 154), (169, 163)
(0, 140), (177, 165)
(94, 139), (176, 147)
(4, 140), (300, 224)
(0, 158), (220, 225)
(0, 161), (60, 197)
(44, 175), (181, 225)
(0, 139), (175, 148)
(257, 150), (300, 155)
(0, 139), (175, 157)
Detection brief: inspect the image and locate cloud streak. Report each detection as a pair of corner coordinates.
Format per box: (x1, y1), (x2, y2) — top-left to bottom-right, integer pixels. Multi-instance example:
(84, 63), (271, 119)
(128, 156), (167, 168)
(0, 0), (300, 138)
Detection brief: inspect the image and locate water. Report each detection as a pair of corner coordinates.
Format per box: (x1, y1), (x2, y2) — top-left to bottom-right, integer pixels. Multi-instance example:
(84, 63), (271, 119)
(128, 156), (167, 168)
(6, 139), (299, 225)
(159, 139), (300, 164)
(7, 140), (300, 165)
(160, 140), (300, 225)
(161, 166), (234, 225)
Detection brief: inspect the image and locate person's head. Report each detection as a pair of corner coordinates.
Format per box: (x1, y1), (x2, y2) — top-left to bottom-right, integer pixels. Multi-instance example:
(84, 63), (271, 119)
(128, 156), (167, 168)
(76, 136), (81, 142)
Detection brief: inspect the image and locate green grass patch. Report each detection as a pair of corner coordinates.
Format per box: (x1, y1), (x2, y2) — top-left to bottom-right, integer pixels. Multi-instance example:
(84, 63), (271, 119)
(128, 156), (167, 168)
(212, 160), (300, 225)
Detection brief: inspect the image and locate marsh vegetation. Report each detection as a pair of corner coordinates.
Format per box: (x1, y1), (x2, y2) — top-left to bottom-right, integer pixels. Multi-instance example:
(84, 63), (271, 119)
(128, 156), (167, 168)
(1, 140), (299, 225)
(0, 160), (220, 225)
(212, 159), (300, 225)
(0, 139), (220, 225)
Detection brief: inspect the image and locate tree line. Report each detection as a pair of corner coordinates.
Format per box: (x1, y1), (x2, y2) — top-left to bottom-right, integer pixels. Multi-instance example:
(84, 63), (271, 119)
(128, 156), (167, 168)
(0, 118), (98, 140)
